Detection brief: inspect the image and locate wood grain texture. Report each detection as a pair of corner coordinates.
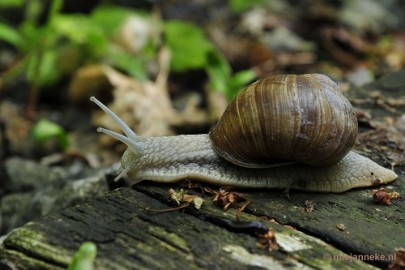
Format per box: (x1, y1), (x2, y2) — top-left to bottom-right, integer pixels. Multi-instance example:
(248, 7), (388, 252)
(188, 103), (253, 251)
(1, 180), (403, 269)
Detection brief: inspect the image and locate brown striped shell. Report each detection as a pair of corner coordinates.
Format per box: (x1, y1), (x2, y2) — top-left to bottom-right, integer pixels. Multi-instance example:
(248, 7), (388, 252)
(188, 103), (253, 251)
(209, 74), (358, 168)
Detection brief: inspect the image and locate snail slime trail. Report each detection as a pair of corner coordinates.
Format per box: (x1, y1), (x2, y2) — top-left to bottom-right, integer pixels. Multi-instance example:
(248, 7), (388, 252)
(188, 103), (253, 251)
(90, 74), (397, 193)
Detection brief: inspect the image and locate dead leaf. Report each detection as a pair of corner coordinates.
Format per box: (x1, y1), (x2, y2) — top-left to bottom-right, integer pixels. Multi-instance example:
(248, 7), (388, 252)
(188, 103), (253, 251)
(236, 201), (252, 221)
(87, 48), (213, 147)
(388, 247), (405, 270)
(205, 187), (251, 220)
(168, 188), (204, 209)
(256, 228), (279, 251)
(372, 188), (401, 206)
(336, 223), (346, 231)
(68, 65), (113, 105)
(205, 187), (248, 210)
(0, 101), (33, 154)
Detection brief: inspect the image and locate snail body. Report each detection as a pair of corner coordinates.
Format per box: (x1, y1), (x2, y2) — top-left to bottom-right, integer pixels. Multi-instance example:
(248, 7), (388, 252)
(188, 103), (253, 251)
(90, 74), (397, 193)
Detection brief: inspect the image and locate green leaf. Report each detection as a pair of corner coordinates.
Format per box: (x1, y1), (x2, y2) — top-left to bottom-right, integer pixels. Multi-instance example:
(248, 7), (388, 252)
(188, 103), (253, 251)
(206, 50), (232, 94)
(0, 23), (23, 48)
(229, 0), (265, 13)
(227, 69), (256, 98)
(0, 0), (24, 7)
(91, 6), (144, 35)
(110, 49), (148, 81)
(32, 119), (69, 151)
(68, 242), (97, 270)
(26, 50), (60, 86)
(164, 20), (213, 72)
(206, 50), (256, 100)
(51, 14), (107, 57)
(18, 21), (43, 52)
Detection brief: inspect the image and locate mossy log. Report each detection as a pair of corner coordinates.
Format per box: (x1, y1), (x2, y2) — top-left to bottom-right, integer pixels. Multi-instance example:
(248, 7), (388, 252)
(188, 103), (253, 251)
(0, 177), (403, 269)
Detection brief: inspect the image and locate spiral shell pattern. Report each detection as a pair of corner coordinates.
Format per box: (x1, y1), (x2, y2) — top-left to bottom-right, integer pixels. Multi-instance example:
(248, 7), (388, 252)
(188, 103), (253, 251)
(209, 74), (358, 167)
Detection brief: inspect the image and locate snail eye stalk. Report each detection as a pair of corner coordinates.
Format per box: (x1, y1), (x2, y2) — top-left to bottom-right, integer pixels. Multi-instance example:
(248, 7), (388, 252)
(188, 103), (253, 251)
(90, 96), (140, 141)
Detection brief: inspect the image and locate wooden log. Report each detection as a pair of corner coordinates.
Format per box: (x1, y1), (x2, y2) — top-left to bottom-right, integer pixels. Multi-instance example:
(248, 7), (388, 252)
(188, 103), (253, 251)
(1, 181), (402, 269)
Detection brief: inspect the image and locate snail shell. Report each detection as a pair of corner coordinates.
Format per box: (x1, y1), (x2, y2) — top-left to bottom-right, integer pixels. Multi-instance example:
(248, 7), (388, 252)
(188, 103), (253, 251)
(210, 74), (358, 168)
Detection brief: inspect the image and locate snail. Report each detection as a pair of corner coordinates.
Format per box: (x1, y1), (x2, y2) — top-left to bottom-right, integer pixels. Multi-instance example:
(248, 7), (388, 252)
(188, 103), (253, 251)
(90, 74), (397, 193)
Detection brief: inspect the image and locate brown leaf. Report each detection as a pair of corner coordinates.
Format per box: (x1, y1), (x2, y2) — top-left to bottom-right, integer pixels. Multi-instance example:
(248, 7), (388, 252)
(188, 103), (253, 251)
(205, 187), (250, 219)
(388, 247), (405, 270)
(206, 187), (247, 210)
(372, 188), (401, 206)
(256, 228), (279, 251)
(336, 223), (346, 231)
(168, 188), (204, 209)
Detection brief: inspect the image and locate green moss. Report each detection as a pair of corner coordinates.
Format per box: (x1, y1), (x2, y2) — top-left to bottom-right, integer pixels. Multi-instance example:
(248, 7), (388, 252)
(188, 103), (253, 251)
(0, 248), (64, 269)
(5, 226), (72, 265)
(148, 226), (190, 252)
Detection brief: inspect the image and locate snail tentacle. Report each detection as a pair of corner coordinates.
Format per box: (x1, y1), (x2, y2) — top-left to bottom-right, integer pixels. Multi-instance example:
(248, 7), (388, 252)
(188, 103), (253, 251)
(114, 167), (131, 182)
(96, 127), (142, 156)
(90, 96), (140, 141)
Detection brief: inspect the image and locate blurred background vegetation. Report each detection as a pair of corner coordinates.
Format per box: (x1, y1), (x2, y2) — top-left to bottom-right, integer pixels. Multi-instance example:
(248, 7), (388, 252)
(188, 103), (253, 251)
(1, 0), (405, 154)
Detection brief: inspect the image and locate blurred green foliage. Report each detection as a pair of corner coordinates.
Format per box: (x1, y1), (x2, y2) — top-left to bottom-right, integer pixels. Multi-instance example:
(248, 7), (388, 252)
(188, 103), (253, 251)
(91, 6), (154, 81)
(0, 0), (23, 7)
(229, 0), (265, 13)
(164, 20), (213, 72)
(32, 119), (69, 151)
(0, 24), (23, 47)
(0, 1), (254, 100)
(1, 0), (65, 86)
(206, 50), (256, 100)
